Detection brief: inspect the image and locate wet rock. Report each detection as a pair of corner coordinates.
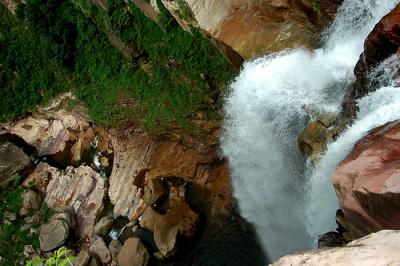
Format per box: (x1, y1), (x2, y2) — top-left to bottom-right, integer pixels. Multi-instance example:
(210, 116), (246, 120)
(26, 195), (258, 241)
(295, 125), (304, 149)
(318, 232), (345, 248)
(341, 4), (400, 121)
(272, 230), (400, 266)
(20, 190), (42, 216)
(39, 219), (70, 252)
(0, 141), (31, 185)
(45, 165), (106, 242)
(298, 110), (337, 163)
(94, 216), (114, 237)
(117, 237), (149, 266)
(89, 237), (111, 265)
(72, 250), (91, 266)
(108, 240), (122, 261)
(332, 121), (400, 239)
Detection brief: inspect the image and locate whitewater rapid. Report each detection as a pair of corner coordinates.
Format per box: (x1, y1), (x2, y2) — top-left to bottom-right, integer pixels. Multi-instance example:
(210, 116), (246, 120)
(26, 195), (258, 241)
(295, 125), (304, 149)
(222, 0), (400, 260)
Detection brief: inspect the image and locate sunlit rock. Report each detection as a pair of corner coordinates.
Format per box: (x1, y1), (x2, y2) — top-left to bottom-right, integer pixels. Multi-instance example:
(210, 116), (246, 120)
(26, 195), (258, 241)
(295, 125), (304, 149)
(333, 121), (400, 239)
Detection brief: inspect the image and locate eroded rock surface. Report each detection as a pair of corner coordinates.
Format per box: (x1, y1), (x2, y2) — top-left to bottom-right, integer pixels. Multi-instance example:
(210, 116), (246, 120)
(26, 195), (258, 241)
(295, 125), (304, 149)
(333, 121), (400, 239)
(342, 4), (400, 121)
(109, 126), (233, 219)
(45, 165), (106, 243)
(162, 0), (342, 59)
(272, 230), (400, 266)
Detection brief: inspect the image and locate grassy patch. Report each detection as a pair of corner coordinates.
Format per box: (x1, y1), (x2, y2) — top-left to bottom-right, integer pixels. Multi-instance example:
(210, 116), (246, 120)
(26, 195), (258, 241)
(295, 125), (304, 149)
(1, 0), (236, 132)
(0, 4), (68, 122)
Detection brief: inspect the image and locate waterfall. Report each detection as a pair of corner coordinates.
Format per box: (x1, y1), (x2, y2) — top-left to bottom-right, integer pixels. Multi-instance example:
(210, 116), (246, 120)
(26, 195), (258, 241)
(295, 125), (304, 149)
(221, 0), (399, 260)
(305, 55), (400, 240)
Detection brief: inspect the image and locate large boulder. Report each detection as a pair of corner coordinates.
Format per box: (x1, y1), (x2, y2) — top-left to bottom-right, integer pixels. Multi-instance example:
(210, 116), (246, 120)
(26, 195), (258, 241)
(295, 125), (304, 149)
(45, 165), (106, 243)
(39, 218), (70, 252)
(298, 111), (337, 163)
(108, 127), (233, 219)
(140, 201), (199, 258)
(333, 121), (400, 239)
(4, 109), (93, 159)
(0, 141), (31, 185)
(342, 4), (400, 120)
(117, 237), (149, 266)
(2, 94), (109, 166)
(272, 230), (400, 266)
(161, 0), (342, 60)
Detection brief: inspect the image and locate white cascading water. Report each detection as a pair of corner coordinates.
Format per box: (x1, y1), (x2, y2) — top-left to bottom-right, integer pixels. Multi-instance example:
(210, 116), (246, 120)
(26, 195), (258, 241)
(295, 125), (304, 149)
(305, 54), (400, 240)
(222, 0), (400, 260)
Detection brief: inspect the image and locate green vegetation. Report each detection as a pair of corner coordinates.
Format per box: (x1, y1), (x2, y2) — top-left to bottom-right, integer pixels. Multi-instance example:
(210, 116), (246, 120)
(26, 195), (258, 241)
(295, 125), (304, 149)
(0, 0), (236, 131)
(0, 5), (68, 122)
(311, 0), (321, 16)
(0, 176), (52, 266)
(26, 247), (76, 266)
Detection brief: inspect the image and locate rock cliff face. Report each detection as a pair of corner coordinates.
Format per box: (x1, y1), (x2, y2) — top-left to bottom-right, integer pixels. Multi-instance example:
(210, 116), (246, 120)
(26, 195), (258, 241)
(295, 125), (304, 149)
(162, 0), (342, 60)
(0, 91), (262, 264)
(332, 121), (400, 239)
(109, 122), (234, 220)
(272, 230), (400, 266)
(342, 3), (400, 121)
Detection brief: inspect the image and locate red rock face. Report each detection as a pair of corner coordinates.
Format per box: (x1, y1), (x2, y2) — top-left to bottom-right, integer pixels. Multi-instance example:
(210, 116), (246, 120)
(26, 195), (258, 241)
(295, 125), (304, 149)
(342, 4), (400, 119)
(333, 121), (400, 239)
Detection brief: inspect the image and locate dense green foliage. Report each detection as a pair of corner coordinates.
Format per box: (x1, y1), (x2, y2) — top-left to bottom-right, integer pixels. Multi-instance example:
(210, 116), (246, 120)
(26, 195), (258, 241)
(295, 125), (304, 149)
(0, 177), (52, 266)
(0, 0), (236, 131)
(0, 5), (67, 122)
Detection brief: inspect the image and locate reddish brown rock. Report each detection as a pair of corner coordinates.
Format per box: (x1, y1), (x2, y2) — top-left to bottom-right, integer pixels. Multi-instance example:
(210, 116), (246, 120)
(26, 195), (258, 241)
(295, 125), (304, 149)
(44, 165), (106, 243)
(342, 4), (400, 120)
(117, 237), (149, 266)
(333, 121), (400, 239)
(140, 201), (198, 258)
(162, 0), (341, 60)
(108, 127), (233, 219)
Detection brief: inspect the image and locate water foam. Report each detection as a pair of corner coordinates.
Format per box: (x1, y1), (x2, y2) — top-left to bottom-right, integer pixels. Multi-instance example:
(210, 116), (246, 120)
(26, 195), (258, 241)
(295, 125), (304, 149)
(222, 0), (399, 260)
